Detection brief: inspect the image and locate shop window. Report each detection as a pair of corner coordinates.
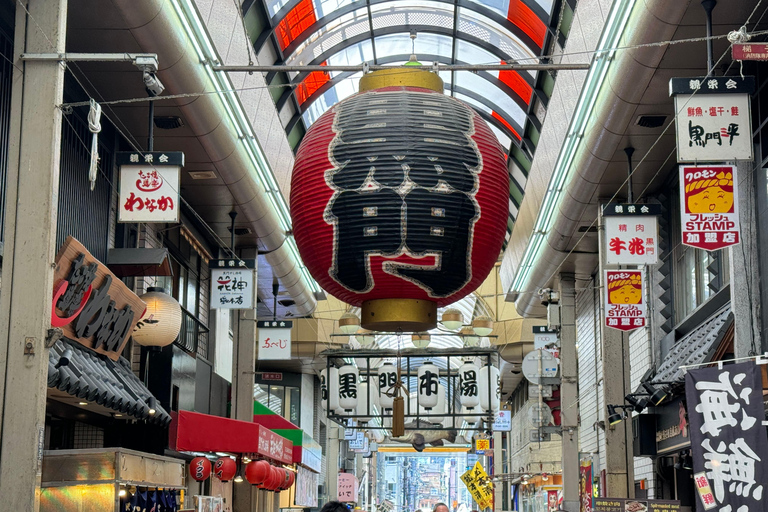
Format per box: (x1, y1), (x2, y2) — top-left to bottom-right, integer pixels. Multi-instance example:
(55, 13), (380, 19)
(255, 384), (301, 424)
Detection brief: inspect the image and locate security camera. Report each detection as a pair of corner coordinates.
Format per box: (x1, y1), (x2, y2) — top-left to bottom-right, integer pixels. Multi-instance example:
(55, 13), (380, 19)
(143, 71), (165, 97)
(538, 288), (559, 306)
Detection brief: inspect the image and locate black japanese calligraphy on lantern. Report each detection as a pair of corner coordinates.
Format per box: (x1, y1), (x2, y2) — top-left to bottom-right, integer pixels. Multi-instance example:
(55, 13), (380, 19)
(419, 370), (438, 396)
(379, 371), (397, 392)
(339, 372), (357, 399)
(321, 374), (328, 401)
(324, 91), (481, 297)
(460, 369), (478, 397)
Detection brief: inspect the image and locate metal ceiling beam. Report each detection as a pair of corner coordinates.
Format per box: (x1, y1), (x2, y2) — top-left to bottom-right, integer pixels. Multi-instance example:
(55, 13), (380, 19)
(214, 62), (589, 72)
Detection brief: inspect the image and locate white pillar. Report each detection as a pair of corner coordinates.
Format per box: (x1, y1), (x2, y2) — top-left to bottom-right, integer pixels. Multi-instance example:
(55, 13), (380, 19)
(558, 274), (580, 511)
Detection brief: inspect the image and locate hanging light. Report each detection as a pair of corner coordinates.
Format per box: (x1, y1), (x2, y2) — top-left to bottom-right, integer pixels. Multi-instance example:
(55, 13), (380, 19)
(472, 315), (494, 336)
(320, 368), (340, 412)
(441, 308), (464, 330)
(355, 329), (376, 347)
(462, 405), (481, 425)
(478, 364), (500, 413)
(607, 405), (624, 425)
(339, 312), (361, 334)
(417, 361), (440, 410)
(411, 332), (431, 348)
(460, 327), (479, 347)
(338, 365), (359, 412)
(642, 382), (667, 406)
(132, 287), (183, 347)
(378, 362), (397, 410)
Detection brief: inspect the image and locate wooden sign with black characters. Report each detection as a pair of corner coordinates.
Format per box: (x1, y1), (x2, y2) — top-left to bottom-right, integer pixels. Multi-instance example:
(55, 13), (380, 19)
(51, 236), (146, 360)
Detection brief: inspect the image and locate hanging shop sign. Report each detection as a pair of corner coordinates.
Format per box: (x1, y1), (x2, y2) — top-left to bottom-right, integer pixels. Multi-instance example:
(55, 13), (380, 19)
(492, 409), (512, 432)
(349, 430), (369, 451)
(210, 258), (256, 309)
(670, 76), (754, 162)
(679, 165), (739, 250)
(337, 472), (359, 502)
(732, 43), (768, 61)
(117, 152), (183, 223)
(604, 270), (646, 332)
(685, 362), (768, 512)
(694, 472), (717, 511)
(602, 204), (661, 266)
(532, 325), (558, 349)
(257, 424), (294, 464)
(592, 498), (680, 512)
(460, 461), (494, 510)
(579, 460), (593, 512)
(257, 320), (293, 360)
(52, 236), (146, 361)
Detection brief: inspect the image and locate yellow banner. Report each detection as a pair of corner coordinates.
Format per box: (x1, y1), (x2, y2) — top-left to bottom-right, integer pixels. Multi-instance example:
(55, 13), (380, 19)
(460, 462), (494, 510)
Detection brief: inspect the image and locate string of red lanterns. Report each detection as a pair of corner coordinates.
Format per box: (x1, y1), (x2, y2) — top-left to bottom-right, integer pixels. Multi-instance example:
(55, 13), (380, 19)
(188, 456), (296, 492)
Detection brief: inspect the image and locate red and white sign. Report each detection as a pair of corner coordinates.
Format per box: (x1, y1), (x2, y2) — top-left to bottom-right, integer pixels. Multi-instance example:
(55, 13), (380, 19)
(258, 425), (293, 464)
(679, 165), (740, 251)
(604, 270), (646, 332)
(693, 472), (717, 510)
(604, 216), (658, 265)
(337, 472), (359, 502)
(258, 325), (292, 360)
(732, 43), (768, 61)
(117, 152), (182, 223)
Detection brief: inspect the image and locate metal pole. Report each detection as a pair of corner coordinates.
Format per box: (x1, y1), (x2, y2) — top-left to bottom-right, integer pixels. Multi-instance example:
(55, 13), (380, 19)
(147, 99), (154, 152)
(213, 63), (591, 73)
(702, 0), (717, 74)
(624, 147), (634, 203)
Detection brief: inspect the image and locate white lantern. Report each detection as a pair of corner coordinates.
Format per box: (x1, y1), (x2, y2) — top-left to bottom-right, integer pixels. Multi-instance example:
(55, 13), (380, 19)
(338, 365), (359, 412)
(441, 308), (464, 330)
(472, 315), (494, 337)
(378, 363), (397, 409)
(339, 312), (361, 334)
(479, 364), (500, 413)
(458, 361), (480, 409)
(417, 362), (440, 410)
(462, 405), (481, 425)
(411, 332), (431, 348)
(322, 368), (340, 412)
(132, 288), (183, 347)
(460, 327), (479, 347)
(429, 384), (447, 426)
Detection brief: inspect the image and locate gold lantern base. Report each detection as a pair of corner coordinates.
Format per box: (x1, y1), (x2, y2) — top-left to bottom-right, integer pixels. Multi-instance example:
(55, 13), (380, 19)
(361, 298), (437, 332)
(359, 67), (444, 93)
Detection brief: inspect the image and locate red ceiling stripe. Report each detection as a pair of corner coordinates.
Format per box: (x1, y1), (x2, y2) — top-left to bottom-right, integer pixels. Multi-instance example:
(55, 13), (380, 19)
(296, 62), (330, 105)
(492, 111), (521, 141)
(507, 0), (546, 49)
(276, 0), (317, 51)
(498, 63), (533, 105)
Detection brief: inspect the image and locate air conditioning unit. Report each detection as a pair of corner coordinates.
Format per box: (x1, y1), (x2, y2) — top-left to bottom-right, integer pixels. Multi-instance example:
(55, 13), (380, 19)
(547, 303), (561, 329)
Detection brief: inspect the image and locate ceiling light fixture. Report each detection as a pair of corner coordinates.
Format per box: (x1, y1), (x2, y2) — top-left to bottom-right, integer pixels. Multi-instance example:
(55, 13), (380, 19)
(339, 312), (361, 334)
(441, 308), (464, 330)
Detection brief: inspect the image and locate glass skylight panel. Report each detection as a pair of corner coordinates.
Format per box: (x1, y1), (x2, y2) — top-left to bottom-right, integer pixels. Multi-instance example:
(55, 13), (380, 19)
(455, 71), (526, 126)
(455, 39), (499, 66)
(465, 0), (508, 19)
(489, 124), (512, 150)
(284, 8), (371, 66)
(315, 0), (355, 18)
(457, 7), (537, 68)
(267, 0), (293, 17)
(374, 33), (453, 60)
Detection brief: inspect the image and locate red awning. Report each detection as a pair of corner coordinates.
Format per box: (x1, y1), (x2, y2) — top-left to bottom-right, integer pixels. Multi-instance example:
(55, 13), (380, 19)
(170, 410), (293, 464)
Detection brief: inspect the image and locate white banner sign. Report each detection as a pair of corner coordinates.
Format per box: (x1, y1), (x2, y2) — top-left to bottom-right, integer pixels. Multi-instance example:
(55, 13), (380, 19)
(117, 152), (183, 223)
(674, 92), (752, 162)
(258, 326), (292, 360)
(604, 215), (659, 265)
(211, 268), (255, 309)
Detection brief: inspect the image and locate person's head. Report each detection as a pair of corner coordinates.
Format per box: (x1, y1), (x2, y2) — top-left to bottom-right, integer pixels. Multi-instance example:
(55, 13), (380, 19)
(434, 503), (449, 512)
(320, 501), (349, 512)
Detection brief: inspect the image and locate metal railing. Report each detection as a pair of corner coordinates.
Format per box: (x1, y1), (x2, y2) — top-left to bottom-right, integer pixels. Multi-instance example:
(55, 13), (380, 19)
(174, 306), (210, 360)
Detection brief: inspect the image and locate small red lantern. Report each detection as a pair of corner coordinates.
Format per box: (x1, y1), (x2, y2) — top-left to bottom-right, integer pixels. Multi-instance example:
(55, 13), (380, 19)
(189, 457), (211, 482)
(263, 466), (278, 491)
(213, 457), (237, 482)
(285, 470), (295, 489)
(246, 460), (270, 486)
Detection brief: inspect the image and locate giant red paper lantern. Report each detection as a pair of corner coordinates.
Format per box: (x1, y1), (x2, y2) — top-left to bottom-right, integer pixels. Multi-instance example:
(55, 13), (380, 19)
(246, 460), (270, 486)
(213, 457), (237, 482)
(291, 69), (509, 331)
(189, 457), (211, 482)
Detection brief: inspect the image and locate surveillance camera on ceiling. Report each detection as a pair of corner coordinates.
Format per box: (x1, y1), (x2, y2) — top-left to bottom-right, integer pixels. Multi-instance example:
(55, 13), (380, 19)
(143, 71), (165, 97)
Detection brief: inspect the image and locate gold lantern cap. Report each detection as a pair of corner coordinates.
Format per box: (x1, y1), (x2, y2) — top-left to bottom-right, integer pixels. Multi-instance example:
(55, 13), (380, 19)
(359, 56), (444, 93)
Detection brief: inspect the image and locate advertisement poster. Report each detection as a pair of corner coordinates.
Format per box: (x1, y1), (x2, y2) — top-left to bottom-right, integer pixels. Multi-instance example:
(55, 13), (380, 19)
(294, 466), (319, 508)
(460, 462), (493, 510)
(592, 498), (680, 512)
(679, 165), (739, 251)
(604, 270), (646, 332)
(580, 460), (593, 512)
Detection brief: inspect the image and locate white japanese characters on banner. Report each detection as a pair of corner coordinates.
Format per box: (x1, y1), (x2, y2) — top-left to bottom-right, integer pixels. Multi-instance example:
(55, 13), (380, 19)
(210, 259), (256, 310)
(670, 76), (754, 162)
(257, 320), (293, 360)
(685, 362), (768, 512)
(604, 270), (646, 332)
(679, 165), (740, 251)
(117, 152), (183, 223)
(602, 203), (661, 265)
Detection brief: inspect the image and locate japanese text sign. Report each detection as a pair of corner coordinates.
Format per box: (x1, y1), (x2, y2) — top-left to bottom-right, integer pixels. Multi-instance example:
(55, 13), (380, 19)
(670, 78), (752, 162)
(592, 498), (680, 512)
(337, 472), (359, 502)
(492, 409), (512, 431)
(52, 237), (146, 361)
(604, 270), (646, 332)
(257, 425), (293, 464)
(685, 362), (768, 512)
(257, 322), (292, 360)
(117, 152), (183, 223)
(679, 165), (740, 250)
(460, 462), (493, 510)
(475, 438), (490, 452)
(602, 206), (659, 265)
(349, 430), (369, 451)
(210, 259), (255, 309)
(733, 43), (768, 61)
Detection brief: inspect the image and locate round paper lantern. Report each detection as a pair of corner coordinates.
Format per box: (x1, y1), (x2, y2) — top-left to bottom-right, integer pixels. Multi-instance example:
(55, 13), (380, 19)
(213, 457), (237, 482)
(378, 363), (397, 409)
(417, 362), (440, 410)
(339, 312), (361, 334)
(245, 460), (270, 486)
(276, 468), (291, 490)
(290, 68), (509, 332)
(132, 287), (183, 347)
(268, 466), (281, 491)
(338, 365), (359, 412)
(479, 364), (501, 414)
(462, 405), (481, 425)
(320, 368), (340, 412)
(355, 329), (376, 348)
(189, 457), (211, 482)
(285, 471), (296, 489)
(458, 361), (480, 409)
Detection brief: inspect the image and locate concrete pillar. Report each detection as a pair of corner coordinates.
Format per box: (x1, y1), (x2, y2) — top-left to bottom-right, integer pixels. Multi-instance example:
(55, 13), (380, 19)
(729, 160), (761, 358)
(493, 431), (503, 510)
(327, 426), (342, 500)
(0, 1), (67, 509)
(597, 206), (634, 498)
(558, 274), (579, 511)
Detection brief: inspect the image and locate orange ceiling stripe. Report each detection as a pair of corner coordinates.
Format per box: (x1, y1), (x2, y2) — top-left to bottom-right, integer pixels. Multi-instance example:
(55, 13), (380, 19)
(507, 0), (547, 48)
(276, 0), (317, 51)
(498, 63), (533, 105)
(296, 62), (330, 105)
(492, 111), (521, 141)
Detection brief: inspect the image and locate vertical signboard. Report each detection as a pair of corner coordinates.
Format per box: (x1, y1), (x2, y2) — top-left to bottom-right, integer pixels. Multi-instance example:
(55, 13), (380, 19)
(604, 270), (646, 332)
(117, 152), (183, 223)
(210, 258), (256, 309)
(685, 362), (768, 512)
(579, 460), (593, 512)
(679, 165), (740, 250)
(257, 320), (293, 360)
(602, 204), (661, 265)
(337, 472), (359, 502)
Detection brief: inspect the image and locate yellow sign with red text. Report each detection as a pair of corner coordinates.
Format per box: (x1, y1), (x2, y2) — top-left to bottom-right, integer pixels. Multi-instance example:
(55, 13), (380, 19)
(461, 462), (493, 510)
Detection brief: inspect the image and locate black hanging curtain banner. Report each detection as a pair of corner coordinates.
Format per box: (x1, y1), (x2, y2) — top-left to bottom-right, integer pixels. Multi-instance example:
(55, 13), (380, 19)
(685, 362), (768, 512)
